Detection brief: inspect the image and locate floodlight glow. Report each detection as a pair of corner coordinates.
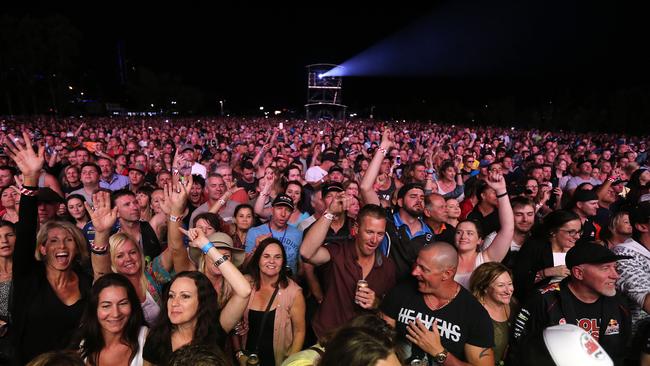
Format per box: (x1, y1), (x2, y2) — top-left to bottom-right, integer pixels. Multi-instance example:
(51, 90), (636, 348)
(318, 73), (324, 79)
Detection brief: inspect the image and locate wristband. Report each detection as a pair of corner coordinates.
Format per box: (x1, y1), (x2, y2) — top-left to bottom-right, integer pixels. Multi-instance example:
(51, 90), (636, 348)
(323, 211), (337, 221)
(378, 146), (388, 156)
(607, 176), (616, 182)
(90, 243), (108, 255)
(169, 214), (183, 222)
(496, 191), (508, 198)
(171, 168), (180, 175)
(214, 255), (230, 267)
(20, 187), (38, 196)
(201, 242), (214, 254)
(218, 198), (227, 206)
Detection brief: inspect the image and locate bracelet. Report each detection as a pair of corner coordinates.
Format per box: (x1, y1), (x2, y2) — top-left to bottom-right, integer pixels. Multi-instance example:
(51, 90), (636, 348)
(214, 255), (230, 267)
(496, 191), (508, 198)
(90, 243), (108, 255)
(218, 198), (227, 206)
(378, 146), (388, 156)
(323, 211), (337, 221)
(235, 350), (245, 360)
(607, 176), (616, 182)
(169, 214), (183, 222)
(201, 242), (214, 254)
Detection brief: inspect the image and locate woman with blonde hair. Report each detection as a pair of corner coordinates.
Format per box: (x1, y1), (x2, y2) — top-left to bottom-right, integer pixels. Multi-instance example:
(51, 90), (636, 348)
(469, 262), (516, 365)
(8, 133), (92, 364)
(88, 191), (174, 325)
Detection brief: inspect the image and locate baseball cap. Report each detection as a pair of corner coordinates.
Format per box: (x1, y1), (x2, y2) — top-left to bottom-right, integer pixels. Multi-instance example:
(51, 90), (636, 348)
(565, 241), (631, 269)
(542, 324), (613, 366)
(321, 182), (344, 197)
(180, 144), (194, 153)
(272, 193), (294, 210)
(328, 165), (343, 175)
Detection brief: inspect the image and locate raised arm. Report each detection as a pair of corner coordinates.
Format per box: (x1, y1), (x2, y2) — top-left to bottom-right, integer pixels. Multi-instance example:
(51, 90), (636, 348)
(162, 173), (195, 272)
(5, 132), (44, 276)
(360, 129), (393, 205)
(180, 227), (251, 333)
(300, 193), (348, 266)
(86, 191), (119, 280)
(483, 171), (514, 263)
(253, 182), (273, 219)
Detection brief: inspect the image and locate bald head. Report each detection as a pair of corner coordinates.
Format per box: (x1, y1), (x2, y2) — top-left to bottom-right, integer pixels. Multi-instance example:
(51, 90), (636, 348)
(421, 242), (458, 271)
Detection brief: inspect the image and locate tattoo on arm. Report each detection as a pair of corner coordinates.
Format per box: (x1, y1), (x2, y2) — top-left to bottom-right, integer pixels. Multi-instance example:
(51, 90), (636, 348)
(479, 348), (491, 358)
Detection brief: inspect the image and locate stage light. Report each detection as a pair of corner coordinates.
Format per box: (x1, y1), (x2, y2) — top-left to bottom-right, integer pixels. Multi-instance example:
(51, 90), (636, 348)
(318, 74), (324, 79)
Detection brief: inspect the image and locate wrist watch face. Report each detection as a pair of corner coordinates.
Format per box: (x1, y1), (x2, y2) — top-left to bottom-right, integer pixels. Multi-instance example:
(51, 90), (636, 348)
(434, 351), (448, 363)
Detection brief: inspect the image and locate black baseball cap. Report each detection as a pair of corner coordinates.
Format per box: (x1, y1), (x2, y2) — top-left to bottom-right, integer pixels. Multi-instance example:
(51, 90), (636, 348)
(322, 152), (338, 163)
(321, 182), (344, 197)
(272, 193), (294, 210)
(328, 165), (343, 175)
(565, 241), (631, 269)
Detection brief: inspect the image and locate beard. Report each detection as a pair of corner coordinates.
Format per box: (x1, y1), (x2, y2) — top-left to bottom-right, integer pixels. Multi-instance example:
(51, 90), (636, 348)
(403, 205), (423, 218)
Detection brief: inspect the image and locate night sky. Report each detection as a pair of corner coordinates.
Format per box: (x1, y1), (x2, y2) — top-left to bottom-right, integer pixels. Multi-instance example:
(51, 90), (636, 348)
(3, 1), (647, 119)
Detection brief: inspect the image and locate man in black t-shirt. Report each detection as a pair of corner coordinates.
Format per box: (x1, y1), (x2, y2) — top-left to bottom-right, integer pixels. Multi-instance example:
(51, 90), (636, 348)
(380, 242), (494, 365)
(512, 242), (632, 366)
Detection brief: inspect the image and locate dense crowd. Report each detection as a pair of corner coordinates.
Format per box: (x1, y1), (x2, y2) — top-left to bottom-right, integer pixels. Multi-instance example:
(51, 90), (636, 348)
(0, 115), (649, 366)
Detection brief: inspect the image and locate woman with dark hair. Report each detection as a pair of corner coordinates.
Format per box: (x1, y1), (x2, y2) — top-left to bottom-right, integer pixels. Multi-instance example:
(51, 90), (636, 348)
(237, 238), (305, 366)
(231, 204), (254, 250)
(453, 172), (514, 289)
(136, 186), (155, 222)
(318, 326), (400, 366)
(513, 209), (582, 301)
(142, 271), (230, 365)
(192, 212), (223, 236)
(0, 187), (18, 223)
(0, 220), (15, 363)
(73, 273), (147, 365)
(436, 160), (465, 200)
(626, 168), (650, 205)
(469, 262), (516, 365)
(7, 133), (93, 364)
(66, 194), (90, 230)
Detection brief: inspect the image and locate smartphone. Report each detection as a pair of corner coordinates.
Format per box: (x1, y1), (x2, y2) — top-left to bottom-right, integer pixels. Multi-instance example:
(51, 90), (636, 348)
(279, 122), (284, 130)
(319, 130), (324, 135)
(396, 156), (402, 165)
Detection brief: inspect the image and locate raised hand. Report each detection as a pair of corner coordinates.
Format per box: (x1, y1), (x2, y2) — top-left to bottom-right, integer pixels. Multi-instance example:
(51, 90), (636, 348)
(4, 132), (44, 180)
(162, 175), (192, 216)
(486, 170), (506, 194)
(179, 227), (210, 248)
(327, 192), (349, 215)
(87, 191), (118, 233)
(380, 129), (394, 148)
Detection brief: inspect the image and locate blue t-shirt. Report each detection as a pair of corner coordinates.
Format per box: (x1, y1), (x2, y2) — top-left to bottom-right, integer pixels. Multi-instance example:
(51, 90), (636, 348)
(245, 223), (303, 274)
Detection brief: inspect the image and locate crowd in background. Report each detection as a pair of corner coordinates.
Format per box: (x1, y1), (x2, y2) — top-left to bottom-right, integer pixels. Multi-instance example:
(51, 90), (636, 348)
(0, 115), (649, 365)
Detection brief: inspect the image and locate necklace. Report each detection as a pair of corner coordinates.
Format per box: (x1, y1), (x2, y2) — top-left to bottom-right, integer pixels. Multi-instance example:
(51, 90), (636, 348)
(425, 284), (461, 311)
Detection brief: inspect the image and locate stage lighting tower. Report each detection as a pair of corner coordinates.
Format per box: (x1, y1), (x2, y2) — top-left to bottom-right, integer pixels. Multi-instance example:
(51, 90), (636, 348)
(306, 64), (346, 122)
